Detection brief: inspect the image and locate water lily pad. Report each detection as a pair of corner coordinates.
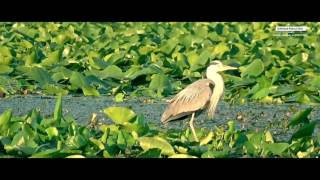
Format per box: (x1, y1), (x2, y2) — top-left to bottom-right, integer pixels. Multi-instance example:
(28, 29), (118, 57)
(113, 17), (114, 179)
(149, 73), (172, 96)
(138, 136), (175, 156)
(46, 127), (59, 139)
(200, 131), (213, 146)
(89, 137), (105, 150)
(212, 43), (229, 58)
(0, 109), (12, 133)
(69, 71), (100, 96)
(103, 107), (136, 125)
(159, 38), (178, 55)
(264, 143), (289, 156)
(288, 108), (312, 127)
(114, 93), (125, 102)
(138, 148), (161, 158)
(66, 155), (86, 158)
(26, 67), (53, 87)
(90, 65), (124, 80)
(169, 154), (197, 158)
(201, 150), (228, 158)
(41, 50), (62, 66)
(0, 46), (13, 65)
(240, 59), (264, 77)
(291, 121), (316, 140)
(0, 65), (13, 74)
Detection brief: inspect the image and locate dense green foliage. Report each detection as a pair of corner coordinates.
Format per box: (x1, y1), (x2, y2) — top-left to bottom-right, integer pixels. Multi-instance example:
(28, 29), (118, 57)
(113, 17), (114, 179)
(0, 95), (319, 158)
(1, 22), (320, 158)
(1, 22), (320, 103)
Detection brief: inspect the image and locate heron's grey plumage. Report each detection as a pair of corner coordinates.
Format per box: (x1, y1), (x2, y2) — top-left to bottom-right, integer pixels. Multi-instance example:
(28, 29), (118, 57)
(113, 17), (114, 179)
(161, 79), (214, 124)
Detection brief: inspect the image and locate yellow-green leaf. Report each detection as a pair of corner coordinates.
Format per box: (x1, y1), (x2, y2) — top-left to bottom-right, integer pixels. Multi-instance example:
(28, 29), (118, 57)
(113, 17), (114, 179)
(169, 154), (197, 158)
(265, 131), (274, 143)
(66, 155), (86, 158)
(200, 131), (213, 146)
(89, 137), (105, 150)
(103, 107), (136, 124)
(46, 127), (59, 139)
(138, 136), (175, 156)
(0, 65), (13, 74)
(213, 43), (229, 58)
(240, 59), (265, 77)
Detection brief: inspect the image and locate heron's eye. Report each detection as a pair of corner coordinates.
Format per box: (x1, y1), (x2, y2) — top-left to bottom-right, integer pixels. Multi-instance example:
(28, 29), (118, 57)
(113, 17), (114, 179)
(210, 62), (219, 65)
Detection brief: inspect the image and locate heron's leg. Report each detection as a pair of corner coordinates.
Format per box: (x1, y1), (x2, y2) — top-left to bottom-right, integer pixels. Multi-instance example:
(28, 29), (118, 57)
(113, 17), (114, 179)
(189, 112), (199, 142)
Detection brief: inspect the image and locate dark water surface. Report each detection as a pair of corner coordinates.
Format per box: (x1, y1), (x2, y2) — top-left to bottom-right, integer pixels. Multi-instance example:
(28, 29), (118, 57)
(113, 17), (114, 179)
(1, 95), (319, 141)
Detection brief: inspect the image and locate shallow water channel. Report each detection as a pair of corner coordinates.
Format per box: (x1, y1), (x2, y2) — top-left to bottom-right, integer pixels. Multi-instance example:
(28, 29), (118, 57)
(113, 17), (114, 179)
(0, 95), (319, 141)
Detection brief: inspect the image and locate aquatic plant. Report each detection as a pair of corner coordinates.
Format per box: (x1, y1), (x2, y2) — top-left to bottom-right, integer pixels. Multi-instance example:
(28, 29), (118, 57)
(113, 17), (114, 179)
(0, 22), (320, 104)
(0, 95), (318, 158)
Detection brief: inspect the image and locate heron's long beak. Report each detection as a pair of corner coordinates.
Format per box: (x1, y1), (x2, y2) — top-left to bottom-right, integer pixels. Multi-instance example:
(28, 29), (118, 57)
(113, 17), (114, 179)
(222, 65), (238, 71)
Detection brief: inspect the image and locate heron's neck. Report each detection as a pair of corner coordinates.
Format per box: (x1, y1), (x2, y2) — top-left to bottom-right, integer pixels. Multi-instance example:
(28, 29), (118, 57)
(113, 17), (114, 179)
(207, 72), (224, 96)
(206, 71), (224, 119)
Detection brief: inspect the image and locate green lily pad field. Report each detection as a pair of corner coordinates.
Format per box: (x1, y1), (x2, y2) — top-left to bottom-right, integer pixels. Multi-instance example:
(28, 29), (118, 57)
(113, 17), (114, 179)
(0, 22), (319, 158)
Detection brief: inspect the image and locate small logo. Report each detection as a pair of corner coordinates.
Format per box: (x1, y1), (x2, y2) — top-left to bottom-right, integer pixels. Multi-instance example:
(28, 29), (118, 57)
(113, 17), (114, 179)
(276, 26), (308, 32)
(274, 26), (308, 37)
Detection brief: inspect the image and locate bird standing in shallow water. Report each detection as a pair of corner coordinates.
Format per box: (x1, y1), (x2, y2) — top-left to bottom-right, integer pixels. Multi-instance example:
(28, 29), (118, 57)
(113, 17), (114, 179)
(161, 60), (238, 142)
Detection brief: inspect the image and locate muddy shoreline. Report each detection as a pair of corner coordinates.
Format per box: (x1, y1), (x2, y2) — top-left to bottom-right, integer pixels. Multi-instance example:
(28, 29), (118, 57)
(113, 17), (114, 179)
(1, 95), (319, 141)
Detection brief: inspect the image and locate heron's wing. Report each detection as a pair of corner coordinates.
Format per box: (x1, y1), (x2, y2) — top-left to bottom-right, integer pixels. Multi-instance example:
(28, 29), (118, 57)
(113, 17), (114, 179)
(161, 79), (214, 124)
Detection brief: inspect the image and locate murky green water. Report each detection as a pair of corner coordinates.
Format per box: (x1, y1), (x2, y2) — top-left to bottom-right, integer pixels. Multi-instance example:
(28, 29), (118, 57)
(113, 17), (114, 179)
(1, 95), (319, 141)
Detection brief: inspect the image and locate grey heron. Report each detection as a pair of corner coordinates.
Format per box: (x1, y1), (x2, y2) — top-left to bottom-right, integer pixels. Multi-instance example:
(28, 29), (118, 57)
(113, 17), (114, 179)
(161, 60), (238, 142)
